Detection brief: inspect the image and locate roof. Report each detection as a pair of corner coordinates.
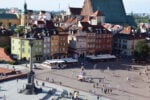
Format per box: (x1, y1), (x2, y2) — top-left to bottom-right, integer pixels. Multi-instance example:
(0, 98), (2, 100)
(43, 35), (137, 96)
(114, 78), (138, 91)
(83, 0), (128, 24)
(115, 32), (148, 40)
(69, 7), (82, 15)
(81, 22), (111, 33)
(0, 13), (18, 19)
(103, 23), (112, 29)
(0, 48), (14, 62)
(119, 26), (132, 34)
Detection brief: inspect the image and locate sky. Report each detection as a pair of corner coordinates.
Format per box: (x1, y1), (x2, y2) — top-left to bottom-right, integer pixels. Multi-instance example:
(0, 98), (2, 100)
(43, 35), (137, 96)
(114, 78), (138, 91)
(0, 0), (150, 13)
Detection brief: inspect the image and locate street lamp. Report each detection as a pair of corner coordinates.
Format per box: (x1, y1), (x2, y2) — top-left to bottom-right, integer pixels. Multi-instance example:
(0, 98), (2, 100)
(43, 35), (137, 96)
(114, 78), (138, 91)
(131, 29), (137, 56)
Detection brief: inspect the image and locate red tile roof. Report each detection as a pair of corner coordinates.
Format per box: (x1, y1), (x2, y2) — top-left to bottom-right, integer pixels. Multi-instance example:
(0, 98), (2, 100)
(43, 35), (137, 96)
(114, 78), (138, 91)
(119, 26), (132, 34)
(112, 25), (121, 30)
(0, 48), (14, 62)
(0, 67), (14, 74)
(103, 23), (112, 29)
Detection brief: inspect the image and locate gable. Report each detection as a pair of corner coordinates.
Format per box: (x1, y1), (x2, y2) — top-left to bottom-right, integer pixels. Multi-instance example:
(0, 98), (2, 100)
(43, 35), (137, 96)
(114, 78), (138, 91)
(81, 0), (128, 24)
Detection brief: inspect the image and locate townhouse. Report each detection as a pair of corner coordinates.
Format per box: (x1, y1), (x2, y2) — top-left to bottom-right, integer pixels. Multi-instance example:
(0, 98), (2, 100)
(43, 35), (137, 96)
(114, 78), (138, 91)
(113, 26), (148, 56)
(11, 35), (43, 62)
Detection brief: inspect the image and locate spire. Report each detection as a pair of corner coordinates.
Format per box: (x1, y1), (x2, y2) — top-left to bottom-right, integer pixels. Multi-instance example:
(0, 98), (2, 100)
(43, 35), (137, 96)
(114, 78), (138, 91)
(24, 0), (27, 14)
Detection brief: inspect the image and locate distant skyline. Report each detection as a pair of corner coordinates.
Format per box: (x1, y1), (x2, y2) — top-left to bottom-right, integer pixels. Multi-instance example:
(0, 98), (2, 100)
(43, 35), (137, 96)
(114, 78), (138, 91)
(0, 0), (150, 13)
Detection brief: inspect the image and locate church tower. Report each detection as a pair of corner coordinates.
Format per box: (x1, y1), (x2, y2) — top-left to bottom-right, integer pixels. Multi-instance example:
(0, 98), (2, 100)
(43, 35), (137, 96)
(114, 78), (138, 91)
(21, 0), (28, 26)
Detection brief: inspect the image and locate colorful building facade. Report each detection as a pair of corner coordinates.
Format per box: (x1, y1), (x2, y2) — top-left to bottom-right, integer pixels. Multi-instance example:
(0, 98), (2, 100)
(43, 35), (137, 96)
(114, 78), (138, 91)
(11, 36), (43, 62)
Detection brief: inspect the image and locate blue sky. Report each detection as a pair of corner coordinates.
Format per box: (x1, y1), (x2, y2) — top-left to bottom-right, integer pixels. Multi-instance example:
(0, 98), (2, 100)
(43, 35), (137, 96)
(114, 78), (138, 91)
(0, 0), (150, 13)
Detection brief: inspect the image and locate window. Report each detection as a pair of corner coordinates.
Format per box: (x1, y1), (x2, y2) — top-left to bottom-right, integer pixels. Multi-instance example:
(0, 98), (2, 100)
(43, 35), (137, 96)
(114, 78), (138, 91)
(44, 44), (46, 48)
(39, 48), (42, 52)
(12, 46), (14, 50)
(36, 49), (38, 52)
(122, 45), (127, 49)
(22, 48), (25, 52)
(63, 48), (65, 51)
(44, 49), (47, 53)
(55, 49), (57, 52)
(47, 38), (50, 42)
(39, 41), (42, 45)
(47, 50), (50, 53)
(22, 41), (24, 45)
(123, 40), (127, 43)
(12, 40), (14, 43)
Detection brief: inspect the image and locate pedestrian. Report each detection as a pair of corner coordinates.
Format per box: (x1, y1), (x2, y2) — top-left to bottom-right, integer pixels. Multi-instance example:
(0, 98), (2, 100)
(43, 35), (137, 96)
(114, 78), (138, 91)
(109, 88), (112, 94)
(126, 77), (130, 81)
(52, 78), (54, 83)
(42, 82), (45, 86)
(47, 77), (49, 81)
(104, 88), (107, 94)
(107, 66), (110, 71)
(99, 79), (101, 83)
(97, 95), (100, 100)
(13, 66), (15, 71)
(96, 83), (99, 88)
(36, 80), (38, 86)
(103, 77), (105, 83)
(16, 78), (18, 83)
(59, 81), (62, 85)
(139, 72), (141, 76)
(69, 92), (72, 97)
(93, 83), (95, 88)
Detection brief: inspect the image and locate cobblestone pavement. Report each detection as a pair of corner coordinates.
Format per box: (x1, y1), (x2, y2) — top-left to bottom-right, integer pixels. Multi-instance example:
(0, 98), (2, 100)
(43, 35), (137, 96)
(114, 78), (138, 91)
(1, 58), (150, 100)
(1, 79), (106, 100)
(34, 58), (150, 100)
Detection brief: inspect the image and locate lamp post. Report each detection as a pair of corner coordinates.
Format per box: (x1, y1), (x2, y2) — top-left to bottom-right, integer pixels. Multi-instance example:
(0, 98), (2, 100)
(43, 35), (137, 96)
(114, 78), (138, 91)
(131, 29), (137, 56)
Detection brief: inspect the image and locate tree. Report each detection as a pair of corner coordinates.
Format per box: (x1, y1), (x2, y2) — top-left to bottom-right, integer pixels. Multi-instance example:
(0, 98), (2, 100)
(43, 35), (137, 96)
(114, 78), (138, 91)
(14, 26), (25, 34)
(134, 40), (150, 61)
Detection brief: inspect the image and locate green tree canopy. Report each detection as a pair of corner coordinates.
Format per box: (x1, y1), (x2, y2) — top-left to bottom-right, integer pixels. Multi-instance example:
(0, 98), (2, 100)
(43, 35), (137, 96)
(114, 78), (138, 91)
(134, 40), (150, 61)
(14, 26), (25, 34)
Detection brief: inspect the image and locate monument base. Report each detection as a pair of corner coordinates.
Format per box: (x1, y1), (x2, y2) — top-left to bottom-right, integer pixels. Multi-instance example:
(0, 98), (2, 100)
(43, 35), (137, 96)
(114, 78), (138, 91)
(21, 83), (42, 95)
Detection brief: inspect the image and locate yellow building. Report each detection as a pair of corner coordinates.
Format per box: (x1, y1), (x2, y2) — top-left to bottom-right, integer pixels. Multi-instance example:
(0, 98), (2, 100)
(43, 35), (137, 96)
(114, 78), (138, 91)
(0, 1), (28, 27)
(11, 36), (43, 62)
(0, 13), (20, 27)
